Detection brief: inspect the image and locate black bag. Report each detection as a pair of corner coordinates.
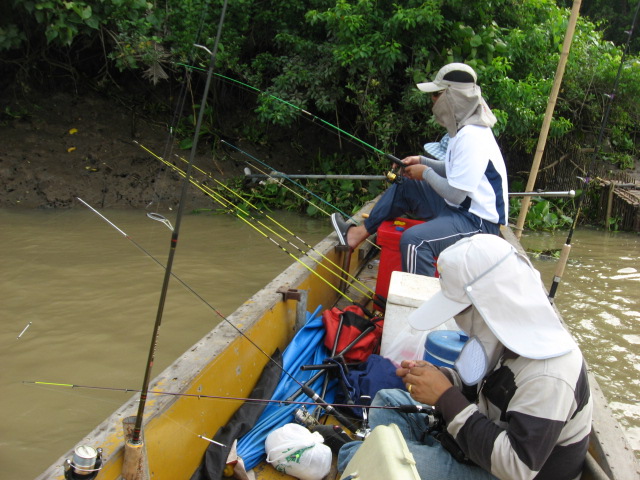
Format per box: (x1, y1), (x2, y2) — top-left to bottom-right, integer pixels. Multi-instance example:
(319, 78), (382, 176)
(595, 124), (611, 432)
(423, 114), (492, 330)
(435, 431), (476, 466)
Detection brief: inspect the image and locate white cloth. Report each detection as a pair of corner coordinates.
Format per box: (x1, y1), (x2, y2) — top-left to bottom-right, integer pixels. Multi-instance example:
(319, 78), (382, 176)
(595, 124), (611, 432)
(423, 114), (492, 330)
(432, 84), (497, 138)
(444, 125), (508, 224)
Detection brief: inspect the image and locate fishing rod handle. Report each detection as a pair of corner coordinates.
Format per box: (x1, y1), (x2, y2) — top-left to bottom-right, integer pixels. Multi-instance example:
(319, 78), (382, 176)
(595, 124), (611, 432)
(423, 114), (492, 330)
(548, 243), (572, 301)
(301, 385), (360, 433)
(554, 243), (572, 279)
(385, 153), (405, 167)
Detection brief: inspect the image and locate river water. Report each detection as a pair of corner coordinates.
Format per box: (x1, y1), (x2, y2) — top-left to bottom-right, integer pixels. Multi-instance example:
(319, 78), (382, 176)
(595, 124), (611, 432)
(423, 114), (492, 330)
(0, 208), (638, 478)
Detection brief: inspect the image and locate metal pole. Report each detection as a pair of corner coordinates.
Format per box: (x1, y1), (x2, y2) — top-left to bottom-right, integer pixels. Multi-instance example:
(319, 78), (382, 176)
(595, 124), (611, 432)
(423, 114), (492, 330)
(246, 173), (388, 181)
(509, 190), (575, 198)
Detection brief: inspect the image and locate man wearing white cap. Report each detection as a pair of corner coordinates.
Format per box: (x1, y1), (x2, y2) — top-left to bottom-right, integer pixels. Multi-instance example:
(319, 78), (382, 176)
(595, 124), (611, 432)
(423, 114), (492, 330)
(332, 63), (508, 278)
(338, 235), (592, 479)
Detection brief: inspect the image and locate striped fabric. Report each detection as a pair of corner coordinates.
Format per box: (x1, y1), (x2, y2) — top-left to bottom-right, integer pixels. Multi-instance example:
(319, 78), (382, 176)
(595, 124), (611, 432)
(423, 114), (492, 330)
(438, 348), (592, 480)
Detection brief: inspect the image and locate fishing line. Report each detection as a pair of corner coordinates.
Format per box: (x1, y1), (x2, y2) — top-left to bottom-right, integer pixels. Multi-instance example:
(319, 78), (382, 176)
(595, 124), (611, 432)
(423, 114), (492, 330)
(135, 141), (376, 301)
(174, 66), (387, 158)
(75, 197), (365, 431)
(171, 152), (378, 296)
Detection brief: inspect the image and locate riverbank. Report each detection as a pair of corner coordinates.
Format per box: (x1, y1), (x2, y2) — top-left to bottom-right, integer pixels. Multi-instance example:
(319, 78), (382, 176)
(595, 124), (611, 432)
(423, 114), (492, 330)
(0, 90), (318, 210)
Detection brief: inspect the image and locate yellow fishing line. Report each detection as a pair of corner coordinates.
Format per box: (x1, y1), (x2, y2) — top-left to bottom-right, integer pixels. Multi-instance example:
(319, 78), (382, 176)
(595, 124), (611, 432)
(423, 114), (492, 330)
(135, 142), (369, 304)
(171, 151), (377, 297)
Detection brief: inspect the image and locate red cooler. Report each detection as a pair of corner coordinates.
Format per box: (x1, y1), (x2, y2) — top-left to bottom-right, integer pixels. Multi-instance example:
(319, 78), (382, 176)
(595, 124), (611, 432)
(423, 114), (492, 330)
(375, 218), (425, 301)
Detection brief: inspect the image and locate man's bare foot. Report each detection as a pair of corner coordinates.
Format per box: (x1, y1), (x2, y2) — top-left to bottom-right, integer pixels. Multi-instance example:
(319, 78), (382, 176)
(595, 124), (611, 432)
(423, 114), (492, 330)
(331, 213), (370, 249)
(346, 224), (370, 249)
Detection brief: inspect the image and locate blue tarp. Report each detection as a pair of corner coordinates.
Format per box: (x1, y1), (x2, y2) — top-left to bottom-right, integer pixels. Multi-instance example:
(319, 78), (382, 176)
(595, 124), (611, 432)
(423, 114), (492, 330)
(236, 305), (337, 470)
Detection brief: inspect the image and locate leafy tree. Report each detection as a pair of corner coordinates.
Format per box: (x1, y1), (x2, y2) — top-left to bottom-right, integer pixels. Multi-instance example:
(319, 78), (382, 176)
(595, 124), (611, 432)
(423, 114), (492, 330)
(1, 0), (638, 187)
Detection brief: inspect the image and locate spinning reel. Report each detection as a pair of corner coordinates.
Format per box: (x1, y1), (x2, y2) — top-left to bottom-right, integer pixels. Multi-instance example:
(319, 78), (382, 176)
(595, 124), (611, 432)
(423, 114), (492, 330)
(384, 154), (406, 184)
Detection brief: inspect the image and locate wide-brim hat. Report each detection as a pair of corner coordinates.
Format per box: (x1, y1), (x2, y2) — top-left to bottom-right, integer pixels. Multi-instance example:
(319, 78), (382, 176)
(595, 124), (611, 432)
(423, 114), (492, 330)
(417, 63), (477, 93)
(408, 235), (577, 359)
(423, 134), (450, 161)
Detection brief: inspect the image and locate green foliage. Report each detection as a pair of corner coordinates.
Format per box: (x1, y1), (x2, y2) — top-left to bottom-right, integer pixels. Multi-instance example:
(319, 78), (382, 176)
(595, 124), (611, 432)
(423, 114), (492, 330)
(607, 215), (621, 232)
(509, 196), (574, 231)
(3, 0), (639, 226)
(560, 0), (640, 54)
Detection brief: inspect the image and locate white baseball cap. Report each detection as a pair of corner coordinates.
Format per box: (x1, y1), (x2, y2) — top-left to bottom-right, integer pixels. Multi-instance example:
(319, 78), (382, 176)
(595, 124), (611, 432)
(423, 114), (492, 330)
(417, 63), (477, 93)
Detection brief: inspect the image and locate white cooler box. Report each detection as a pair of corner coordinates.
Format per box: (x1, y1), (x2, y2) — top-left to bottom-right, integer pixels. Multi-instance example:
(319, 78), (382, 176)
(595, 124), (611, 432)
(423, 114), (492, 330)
(379, 271), (457, 365)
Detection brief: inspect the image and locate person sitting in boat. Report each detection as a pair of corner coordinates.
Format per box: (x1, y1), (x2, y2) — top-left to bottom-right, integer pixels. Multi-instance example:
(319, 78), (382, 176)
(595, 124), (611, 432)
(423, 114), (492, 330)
(338, 234), (593, 480)
(331, 63), (508, 277)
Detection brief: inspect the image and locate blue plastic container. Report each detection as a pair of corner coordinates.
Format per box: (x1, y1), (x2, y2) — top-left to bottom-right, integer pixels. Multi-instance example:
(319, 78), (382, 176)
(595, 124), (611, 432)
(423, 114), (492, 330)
(423, 330), (468, 367)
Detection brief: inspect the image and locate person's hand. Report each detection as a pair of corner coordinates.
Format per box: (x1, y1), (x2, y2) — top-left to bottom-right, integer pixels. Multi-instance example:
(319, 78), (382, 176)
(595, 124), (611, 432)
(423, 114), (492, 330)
(400, 155), (421, 166)
(398, 360), (453, 405)
(403, 164), (428, 181)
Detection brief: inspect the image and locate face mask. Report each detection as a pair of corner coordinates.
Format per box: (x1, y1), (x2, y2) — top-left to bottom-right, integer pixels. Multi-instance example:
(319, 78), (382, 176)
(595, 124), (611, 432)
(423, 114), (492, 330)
(454, 308), (504, 385)
(455, 336), (489, 386)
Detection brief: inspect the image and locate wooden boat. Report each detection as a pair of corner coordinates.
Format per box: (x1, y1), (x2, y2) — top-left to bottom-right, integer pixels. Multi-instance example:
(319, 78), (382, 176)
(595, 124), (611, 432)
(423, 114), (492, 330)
(36, 199), (639, 480)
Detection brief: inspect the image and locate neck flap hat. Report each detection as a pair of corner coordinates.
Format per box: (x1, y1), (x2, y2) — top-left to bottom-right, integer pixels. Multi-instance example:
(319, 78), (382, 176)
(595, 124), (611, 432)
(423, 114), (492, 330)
(408, 234), (577, 360)
(417, 63), (496, 137)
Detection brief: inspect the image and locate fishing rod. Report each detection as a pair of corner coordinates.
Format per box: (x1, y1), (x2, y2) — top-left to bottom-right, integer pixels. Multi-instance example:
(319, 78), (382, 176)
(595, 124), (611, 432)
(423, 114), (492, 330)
(221, 139), (357, 222)
(75, 197), (249, 323)
(170, 150), (379, 295)
(244, 169), (577, 198)
(548, 1), (640, 302)
(77, 184), (364, 439)
(172, 67), (409, 193)
(23, 380), (436, 415)
(245, 172), (391, 181)
(243, 162), (334, 217)
(135, 141), (377, 303)
(221, 140), (384, 254)
(129, 0), (229, 448)
(74, 199), (372, 433)
(77, 192), (368, 446)
(176, 66), (387, 158)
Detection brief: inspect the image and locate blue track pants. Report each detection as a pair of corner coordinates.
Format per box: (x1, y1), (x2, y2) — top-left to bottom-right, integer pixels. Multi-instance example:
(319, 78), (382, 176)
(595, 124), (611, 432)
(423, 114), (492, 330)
(363, 180), (500, 276)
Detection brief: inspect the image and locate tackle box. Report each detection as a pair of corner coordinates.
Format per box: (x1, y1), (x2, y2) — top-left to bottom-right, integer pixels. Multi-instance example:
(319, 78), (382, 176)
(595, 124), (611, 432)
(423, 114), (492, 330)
(375, 217), (425, 302)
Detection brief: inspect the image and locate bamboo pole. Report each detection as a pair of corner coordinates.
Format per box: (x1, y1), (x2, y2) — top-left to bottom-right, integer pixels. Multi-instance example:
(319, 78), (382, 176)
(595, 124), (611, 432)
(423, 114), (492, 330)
(514, 0), (582, 239)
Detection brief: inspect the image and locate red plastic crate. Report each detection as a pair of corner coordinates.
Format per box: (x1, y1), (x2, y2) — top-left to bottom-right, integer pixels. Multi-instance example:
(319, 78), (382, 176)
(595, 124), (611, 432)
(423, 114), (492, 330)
(375, 217), (425, 301)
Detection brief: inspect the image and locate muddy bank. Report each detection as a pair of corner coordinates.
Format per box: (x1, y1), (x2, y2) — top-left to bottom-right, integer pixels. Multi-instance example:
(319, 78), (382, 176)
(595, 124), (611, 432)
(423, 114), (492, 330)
(0, 90), (315, 210)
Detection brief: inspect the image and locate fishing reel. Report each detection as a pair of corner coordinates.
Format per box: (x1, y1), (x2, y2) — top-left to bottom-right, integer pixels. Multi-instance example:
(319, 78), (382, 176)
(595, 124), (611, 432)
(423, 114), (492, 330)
(294, 406), (321, 428)
(397, 403), (444, 435)
(64, 445), (103, 479)
(294, 406), (353, 455)
(384, 153), (405, 184)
